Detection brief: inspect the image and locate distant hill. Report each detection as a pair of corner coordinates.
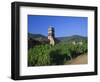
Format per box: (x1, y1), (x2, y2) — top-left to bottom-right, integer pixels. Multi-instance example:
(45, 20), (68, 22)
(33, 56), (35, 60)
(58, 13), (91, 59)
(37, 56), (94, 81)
(57, 35), (87, 42)
(28, 33), (87, 49)
(28, 33), (49, 49)
(28, 33), (47, 41)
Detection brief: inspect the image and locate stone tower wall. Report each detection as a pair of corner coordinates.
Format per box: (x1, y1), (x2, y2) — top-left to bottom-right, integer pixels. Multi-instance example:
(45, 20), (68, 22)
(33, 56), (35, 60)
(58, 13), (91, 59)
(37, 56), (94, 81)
(48, 26), (55, 45)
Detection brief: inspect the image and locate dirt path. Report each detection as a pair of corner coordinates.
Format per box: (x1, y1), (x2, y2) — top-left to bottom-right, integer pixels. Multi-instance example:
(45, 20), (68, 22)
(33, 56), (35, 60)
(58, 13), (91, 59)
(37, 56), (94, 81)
(65, 54), (88, 65)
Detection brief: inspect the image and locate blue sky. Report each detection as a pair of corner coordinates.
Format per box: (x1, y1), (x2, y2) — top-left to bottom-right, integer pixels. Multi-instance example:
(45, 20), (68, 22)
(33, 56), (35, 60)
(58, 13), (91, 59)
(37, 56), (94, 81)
(28, 15), (88, 37)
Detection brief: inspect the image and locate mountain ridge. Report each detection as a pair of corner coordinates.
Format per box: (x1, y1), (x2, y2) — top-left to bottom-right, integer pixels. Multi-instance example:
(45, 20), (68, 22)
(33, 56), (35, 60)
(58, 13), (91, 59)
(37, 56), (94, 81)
(28, 33), (87, 49)
(28, 33), (87, 42)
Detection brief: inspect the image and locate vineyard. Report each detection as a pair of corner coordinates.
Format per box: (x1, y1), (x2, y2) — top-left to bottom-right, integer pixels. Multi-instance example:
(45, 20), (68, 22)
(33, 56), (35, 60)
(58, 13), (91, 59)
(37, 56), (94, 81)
(28, 41), (87, 66)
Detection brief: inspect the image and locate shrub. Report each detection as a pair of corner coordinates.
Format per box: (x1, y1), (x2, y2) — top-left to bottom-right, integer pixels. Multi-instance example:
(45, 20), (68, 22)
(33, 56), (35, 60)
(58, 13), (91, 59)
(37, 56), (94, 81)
(28, 41), (88, 66)
(28, 44), (51, 66)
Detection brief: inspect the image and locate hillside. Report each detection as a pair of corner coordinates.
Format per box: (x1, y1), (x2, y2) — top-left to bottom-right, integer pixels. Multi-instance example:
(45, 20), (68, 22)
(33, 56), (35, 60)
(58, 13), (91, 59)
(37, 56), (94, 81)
(28, 33), (49, 49)
(57, 35), (87, 42)
(29, 33), (87, 42)
(28, 33), (47, 41)
(28, 33), (87, 49)
(28, 33), (88, 66)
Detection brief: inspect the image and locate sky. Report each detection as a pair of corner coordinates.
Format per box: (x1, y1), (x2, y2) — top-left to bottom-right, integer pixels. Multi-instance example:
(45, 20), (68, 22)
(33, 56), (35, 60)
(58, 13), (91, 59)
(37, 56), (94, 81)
(28, 15), (88, 37)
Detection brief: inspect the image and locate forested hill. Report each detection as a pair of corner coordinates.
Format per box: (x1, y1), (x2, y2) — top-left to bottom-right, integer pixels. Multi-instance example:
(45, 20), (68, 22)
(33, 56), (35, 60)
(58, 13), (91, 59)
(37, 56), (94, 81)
(28, 33), (47, 40)
(28, 33), (87, 49)
(28, 33), (87, 42)
(57, 35), (87, 42)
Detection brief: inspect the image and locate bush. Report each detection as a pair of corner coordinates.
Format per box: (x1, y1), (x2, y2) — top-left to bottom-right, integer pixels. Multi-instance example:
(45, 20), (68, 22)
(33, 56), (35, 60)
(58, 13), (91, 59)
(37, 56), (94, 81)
(28, 44), (51, 66)
(28, 41), (87, 66)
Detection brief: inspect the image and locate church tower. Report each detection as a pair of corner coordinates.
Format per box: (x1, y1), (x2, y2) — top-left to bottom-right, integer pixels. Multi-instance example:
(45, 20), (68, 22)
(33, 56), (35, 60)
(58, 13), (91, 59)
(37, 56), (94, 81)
(48, 26), (55, 46)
